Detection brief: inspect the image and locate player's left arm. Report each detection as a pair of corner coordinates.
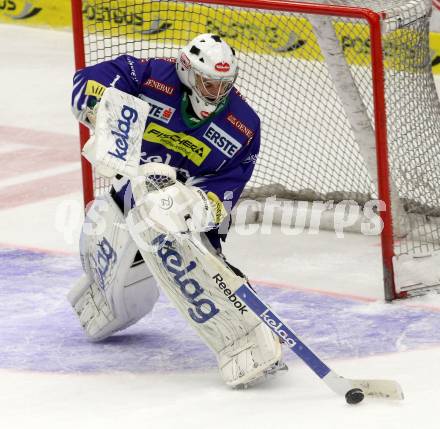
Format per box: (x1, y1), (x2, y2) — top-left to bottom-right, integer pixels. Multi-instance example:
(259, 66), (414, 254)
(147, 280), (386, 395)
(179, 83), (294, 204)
(71, 55), (152, 129)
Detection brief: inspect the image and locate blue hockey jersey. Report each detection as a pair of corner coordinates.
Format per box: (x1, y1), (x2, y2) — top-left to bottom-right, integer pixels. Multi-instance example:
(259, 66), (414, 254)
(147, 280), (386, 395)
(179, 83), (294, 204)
(72, 55), (261, 248)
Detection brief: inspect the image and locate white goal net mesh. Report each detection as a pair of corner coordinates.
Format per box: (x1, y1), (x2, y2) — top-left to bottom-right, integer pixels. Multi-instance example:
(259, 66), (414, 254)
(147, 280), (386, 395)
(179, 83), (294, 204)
(78, 0), (440, 261)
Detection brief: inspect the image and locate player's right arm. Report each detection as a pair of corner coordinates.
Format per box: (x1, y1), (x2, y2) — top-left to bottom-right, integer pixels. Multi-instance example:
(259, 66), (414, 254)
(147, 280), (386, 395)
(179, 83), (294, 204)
(71, 55), (151, 128)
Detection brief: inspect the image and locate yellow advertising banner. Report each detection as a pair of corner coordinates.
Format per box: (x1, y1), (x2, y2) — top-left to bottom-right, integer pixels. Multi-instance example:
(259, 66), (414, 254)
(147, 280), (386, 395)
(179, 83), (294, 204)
(1, 0), (439, 74)
(0, 0), (71, 27)
(431, 32), (440, 74)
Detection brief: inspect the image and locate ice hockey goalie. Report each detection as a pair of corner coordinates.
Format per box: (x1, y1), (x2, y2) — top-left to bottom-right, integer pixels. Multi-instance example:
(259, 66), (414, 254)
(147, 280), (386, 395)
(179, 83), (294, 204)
(67, 33), (286, 388)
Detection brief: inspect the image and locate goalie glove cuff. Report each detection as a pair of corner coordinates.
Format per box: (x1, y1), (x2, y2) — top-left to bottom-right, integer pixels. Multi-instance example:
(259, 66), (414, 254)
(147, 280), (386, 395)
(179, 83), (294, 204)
(85, 102), (100, 128)
(185, 186), (217, 232)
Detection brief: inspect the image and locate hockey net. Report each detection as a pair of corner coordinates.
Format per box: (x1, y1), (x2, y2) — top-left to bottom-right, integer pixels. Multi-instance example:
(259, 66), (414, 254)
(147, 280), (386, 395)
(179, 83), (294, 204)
(71, 0), (440, 300)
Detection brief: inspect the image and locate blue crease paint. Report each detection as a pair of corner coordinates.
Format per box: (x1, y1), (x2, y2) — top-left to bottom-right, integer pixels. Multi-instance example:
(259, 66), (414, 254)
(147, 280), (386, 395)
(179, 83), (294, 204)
(1, 248), (440, 373)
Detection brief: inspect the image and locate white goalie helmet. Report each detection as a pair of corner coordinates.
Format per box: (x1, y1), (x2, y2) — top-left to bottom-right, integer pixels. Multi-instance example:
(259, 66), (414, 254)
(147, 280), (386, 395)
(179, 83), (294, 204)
(176, 33), (238, 119)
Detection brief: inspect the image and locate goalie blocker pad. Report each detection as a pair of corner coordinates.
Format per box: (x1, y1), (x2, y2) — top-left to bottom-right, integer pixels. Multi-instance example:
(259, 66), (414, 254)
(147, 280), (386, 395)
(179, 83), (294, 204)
(81, 87), (150, 179)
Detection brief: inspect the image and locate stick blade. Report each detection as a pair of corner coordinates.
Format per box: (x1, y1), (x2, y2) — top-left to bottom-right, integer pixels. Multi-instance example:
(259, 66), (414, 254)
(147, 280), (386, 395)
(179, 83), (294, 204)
(324, 371), (404, 401)
(350, 379), (404, 400)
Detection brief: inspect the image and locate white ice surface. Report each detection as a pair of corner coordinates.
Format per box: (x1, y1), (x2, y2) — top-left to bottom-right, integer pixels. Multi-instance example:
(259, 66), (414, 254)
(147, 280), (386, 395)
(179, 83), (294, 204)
(1, 348), (440, 429)
(1, 25), (440, 429)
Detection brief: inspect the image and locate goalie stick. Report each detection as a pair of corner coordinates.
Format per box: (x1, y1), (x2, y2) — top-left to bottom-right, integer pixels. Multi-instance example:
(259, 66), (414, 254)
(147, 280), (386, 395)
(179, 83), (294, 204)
(129, 163), (403, 402)
(186, 234), (404, 404)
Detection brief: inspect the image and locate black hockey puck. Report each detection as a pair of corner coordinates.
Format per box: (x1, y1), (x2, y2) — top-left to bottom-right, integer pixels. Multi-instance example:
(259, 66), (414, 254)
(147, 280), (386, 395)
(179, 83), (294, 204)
(345, 388), (365, 404)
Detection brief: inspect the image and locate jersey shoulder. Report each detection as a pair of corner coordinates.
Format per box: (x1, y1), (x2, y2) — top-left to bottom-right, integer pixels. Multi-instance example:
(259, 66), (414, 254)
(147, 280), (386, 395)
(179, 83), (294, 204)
(139, 57), (182, 96)
(227, 88), (260, 131)
(220, 88), (260, 151)
(147, 58), (179, 79)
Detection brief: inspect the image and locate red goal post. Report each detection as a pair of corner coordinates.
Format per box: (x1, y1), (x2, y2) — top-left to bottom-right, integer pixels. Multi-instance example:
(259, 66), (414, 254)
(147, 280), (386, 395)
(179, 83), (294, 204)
(71, 0), (440, 301)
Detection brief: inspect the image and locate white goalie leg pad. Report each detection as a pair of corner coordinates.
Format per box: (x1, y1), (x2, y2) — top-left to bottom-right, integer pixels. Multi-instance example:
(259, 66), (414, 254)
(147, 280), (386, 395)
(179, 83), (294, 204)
(127, 205), (285, 387)
(67, 193), (160, 341)
(199, 236), (285, 387)
(217, 322), (284, 388)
